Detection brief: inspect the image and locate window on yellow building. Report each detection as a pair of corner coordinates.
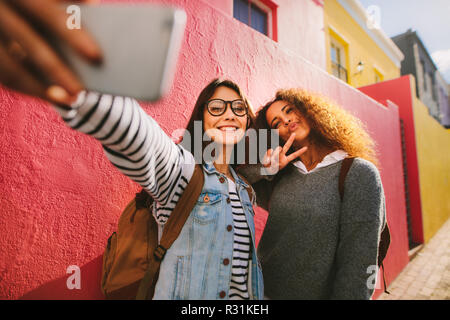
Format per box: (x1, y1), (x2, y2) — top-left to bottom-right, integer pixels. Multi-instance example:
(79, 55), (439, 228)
(330, 36), (348, 83)
(374, 68), (384, 83)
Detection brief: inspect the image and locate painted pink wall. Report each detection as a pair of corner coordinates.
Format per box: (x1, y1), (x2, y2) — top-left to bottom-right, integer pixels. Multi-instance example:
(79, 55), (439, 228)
(360, 76), (424, 245)
(276, 0), (326, 69)
(209, 0), (326, 69)
(208, 0), (233, 16)
(0, 0), (407, 299)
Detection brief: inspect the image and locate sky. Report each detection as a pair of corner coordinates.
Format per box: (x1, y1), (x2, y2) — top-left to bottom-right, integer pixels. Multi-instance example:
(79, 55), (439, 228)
(358, 0), (450, 83)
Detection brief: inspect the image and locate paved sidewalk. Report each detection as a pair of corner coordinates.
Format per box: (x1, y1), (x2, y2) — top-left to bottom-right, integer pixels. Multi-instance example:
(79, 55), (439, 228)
(377, 218), (450, 300)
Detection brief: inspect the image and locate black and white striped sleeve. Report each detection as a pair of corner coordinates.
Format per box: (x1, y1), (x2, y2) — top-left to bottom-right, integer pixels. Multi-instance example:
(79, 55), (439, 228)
(53, 91), (195, 225)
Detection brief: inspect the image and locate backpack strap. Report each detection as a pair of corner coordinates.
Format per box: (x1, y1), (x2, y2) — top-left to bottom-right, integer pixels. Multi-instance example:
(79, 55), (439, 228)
(338, 157), (354, 201)
(378, 225), (391, 294)
(136, 164), (205, 300)
(338, 157), (390, 294)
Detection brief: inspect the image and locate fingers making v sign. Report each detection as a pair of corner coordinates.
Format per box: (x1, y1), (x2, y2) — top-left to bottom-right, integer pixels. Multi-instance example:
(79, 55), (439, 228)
(261, 133), (308, 175)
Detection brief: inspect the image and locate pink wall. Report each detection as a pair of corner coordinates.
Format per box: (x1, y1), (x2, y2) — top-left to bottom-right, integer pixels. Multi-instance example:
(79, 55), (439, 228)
(0, 0), (407, 299)
(207, 0), (233, 16)
(276, 0), (326, 69)
(360, 76), (424, 245)
(209, 0), (326, 69)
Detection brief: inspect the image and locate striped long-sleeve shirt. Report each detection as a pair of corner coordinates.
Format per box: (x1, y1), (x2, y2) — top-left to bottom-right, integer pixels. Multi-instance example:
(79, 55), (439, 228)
(227, 178), (251, 300)
(53, 91), (251, 299)
(54, 91), (194, 224)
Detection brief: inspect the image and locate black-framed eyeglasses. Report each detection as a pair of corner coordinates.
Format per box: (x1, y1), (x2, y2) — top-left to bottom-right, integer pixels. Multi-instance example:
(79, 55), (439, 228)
(205, 99), (248, 117)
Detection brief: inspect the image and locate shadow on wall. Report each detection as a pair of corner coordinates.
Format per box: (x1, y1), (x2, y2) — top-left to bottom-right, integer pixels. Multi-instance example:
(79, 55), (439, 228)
(20, 255), (105, 300)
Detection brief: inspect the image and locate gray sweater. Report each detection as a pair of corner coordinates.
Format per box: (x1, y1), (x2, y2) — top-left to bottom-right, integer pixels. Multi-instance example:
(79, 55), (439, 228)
(240, 158), (385, 299)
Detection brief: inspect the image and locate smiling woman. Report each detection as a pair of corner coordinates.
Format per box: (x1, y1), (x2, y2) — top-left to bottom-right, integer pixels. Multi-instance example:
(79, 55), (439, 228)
(48, 78), (264, 300)
(239, 88), (387, 299)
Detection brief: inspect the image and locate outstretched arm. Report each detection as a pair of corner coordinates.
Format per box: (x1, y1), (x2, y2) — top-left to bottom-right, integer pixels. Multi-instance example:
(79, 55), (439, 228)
(0, 1), (194, 225)
(54, 91), (195, 225)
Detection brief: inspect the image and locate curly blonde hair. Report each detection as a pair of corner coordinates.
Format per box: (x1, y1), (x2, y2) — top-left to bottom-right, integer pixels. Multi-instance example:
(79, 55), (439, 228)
(256, 88), (379, 167)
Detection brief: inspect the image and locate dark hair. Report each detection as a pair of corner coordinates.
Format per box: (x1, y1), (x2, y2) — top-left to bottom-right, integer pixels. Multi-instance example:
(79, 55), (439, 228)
(182, 78), (255, 165)
(255, 97), (282, 131)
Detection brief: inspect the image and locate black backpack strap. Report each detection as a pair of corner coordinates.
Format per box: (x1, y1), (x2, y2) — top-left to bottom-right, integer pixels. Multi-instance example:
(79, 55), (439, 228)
(380, 263), (390, 294)
(379, 225), (391, 294)
(338, 157), (354, 201)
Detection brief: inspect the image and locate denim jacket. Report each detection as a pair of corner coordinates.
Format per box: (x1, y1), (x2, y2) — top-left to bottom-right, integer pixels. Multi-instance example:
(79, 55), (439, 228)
(152, 162), (264, 300)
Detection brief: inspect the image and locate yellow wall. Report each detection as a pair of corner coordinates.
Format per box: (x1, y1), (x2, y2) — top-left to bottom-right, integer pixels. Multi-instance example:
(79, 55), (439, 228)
(323, 0), (401, 87)
(412, 80), (450, 242)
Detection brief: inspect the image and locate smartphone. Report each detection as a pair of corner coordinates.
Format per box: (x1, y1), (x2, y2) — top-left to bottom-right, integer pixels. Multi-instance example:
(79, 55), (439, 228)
(56, 4), (187, 101)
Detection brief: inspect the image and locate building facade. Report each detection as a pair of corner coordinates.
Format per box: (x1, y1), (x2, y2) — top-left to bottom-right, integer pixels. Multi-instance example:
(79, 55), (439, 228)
(435, 71), (450, 128)
(323, 0), (403, 87)
(447, 84), (450, 128)
(391, 29), (445, 124)
(361, 76), (450, 245)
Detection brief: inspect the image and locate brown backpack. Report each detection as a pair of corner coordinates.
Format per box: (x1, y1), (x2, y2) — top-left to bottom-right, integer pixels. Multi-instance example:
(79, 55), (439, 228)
(339, 157), (391, 294)
(101, 164), (255, 300)
(101, 164), (204, 300)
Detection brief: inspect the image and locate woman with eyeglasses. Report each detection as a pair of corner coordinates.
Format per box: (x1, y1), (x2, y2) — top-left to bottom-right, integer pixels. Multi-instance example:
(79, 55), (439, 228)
(0, 0), (264, 299)
(47, 79), (264, 300)
(239, 88), (387, 300)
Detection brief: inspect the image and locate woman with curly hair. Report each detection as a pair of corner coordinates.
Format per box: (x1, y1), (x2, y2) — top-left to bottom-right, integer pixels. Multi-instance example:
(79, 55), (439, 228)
(240, 88), (387, 300)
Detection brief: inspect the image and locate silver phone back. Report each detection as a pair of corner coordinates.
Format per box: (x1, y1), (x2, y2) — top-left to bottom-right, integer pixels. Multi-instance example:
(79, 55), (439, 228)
(60, 4), (186, 101)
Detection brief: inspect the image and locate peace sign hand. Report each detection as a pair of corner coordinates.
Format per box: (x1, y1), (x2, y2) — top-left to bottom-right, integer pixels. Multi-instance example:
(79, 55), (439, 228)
(261, 133), (308, 175)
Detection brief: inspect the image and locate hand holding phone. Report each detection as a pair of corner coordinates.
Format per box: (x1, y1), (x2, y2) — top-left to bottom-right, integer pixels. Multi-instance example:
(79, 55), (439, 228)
(54, 4), (187, 102)
(0, 0), (102, 105)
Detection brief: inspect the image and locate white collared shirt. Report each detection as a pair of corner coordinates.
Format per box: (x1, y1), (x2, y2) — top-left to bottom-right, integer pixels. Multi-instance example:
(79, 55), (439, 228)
(292, 150), (348, 174)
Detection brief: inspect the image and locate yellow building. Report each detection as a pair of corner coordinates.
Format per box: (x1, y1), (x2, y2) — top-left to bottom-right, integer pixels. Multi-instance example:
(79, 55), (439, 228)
(324, 0), (404, 87)
(412, 83), (450, 242)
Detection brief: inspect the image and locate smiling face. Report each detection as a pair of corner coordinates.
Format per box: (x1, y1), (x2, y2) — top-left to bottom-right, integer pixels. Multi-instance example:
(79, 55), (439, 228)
(265, 100), (311, 146)
(203, 86), (248, 145)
